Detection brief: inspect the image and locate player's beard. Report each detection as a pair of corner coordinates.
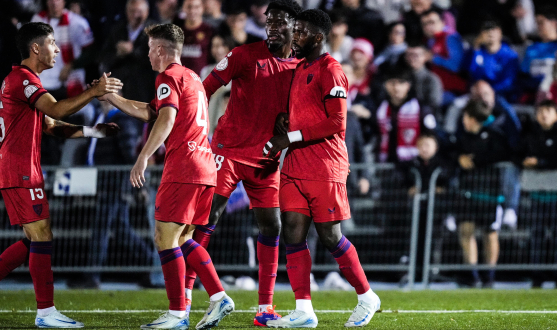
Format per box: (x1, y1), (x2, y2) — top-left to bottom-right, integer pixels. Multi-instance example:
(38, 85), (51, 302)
(295, 41), (315, 60)
(266, 39), (285, 53)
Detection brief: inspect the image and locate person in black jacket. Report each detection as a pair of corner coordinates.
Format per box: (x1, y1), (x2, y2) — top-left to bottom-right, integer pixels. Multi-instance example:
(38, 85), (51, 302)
(516, 99), (557, 286)
(453, 100), (511, 288)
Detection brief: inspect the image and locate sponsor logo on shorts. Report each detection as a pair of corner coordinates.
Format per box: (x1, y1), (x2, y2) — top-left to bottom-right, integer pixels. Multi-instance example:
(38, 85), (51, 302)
(328, 207), (336, 214)
(23, 176), (29, 180)
(200, 258), (211, 265)
(33, 204), (43, 216)
(218, 143), (223, 149)
(155, 206), (160, 212)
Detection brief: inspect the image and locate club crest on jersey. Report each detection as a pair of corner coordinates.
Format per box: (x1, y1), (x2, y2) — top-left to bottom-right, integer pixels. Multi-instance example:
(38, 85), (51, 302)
(33, 204), (43, 216)
(307, 74), (313, 84)
(216, 57), (228, 71)
(157, 83), (171, 100)
(329, 86), (347, 99)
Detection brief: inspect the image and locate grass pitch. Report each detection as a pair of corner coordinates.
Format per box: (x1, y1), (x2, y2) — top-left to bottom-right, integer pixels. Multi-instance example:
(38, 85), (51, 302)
(1, 289), (556, 329)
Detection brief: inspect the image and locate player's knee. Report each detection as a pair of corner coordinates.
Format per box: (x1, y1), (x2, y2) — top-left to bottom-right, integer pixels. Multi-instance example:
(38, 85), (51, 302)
(258, 219), (281, 237)
(319, 235), (341, 251)
(459, 222), (475, 238)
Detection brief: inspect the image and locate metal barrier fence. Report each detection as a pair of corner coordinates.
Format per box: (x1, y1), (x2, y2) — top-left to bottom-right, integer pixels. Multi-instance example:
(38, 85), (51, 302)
(0, 164), (423, 287)
(422, 162), (557, 286)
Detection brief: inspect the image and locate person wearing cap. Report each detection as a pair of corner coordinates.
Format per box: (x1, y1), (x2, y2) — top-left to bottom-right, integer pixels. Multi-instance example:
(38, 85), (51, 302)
(465, 19), (520, 102)
(349, 37), (374, 96)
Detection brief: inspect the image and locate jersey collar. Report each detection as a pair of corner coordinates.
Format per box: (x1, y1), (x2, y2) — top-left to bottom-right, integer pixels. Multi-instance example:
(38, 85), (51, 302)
(13, 64), (40, 78)
(302, 52), (329, 69)
(165, 63), (181, 71)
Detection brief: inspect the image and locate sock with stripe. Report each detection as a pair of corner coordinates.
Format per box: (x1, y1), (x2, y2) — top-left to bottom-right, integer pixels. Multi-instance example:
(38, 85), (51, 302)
(0, 238), (31, 280)
(185, 225), (215, 291)
(29, 241), (54, 310)
(257, 233), (279, 307)
(181, 239), (224, 299)
(329, 236), (370, 295)
(159, 247), (186, 312)
(285, 241), (312, 302)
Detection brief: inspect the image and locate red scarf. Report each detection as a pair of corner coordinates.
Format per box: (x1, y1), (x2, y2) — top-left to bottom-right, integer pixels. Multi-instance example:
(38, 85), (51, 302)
(377, 98), (421, 162)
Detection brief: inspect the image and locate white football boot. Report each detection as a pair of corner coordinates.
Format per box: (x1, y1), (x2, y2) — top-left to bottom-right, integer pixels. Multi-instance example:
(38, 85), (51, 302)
(266, 309), (318, 328)
(35, 310), (84, 328)
(140, 312), (189, 329)
(344, 292), (381, 327)
(195, 294), (234, 329)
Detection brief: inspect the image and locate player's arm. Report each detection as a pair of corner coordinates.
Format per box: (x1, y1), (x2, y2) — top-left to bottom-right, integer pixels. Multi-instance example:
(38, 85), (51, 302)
(130, 107), (176, 188)
(34, 73), (123, 120)
(103, 93), (157, 123)
(264, 97), (347, 158)
(43, 115), (120, 139)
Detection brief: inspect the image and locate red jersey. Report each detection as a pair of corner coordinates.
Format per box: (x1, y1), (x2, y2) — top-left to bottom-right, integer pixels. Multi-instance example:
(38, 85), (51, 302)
(149, 64), (216, 186)
(0, 65), (48, 189)
(282, 53), (350, 183)
(205, 40), (299, 168)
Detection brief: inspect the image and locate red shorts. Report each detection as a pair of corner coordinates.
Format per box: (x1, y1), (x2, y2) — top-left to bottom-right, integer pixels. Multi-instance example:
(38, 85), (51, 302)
(1, 186), (50, 226)
(279, 173), (351, 222)
(155, 183), (215, 225)
(214, 154), (279, 208)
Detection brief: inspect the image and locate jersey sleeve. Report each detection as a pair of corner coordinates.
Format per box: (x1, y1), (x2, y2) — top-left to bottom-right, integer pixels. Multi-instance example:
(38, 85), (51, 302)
(320, 61), (349, 102)
(208, 46), (247, 87)
(21, 73), (48, 108)
(154, 73), (180, 113)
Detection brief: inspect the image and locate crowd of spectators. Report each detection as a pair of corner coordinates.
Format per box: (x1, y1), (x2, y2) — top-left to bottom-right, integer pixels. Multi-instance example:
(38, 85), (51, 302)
(2, 0), (557, 286)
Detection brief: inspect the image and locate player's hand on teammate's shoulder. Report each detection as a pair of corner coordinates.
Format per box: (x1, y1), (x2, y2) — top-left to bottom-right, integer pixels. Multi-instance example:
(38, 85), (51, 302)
(263, 134), (290, 159)
(90, 72), (123, 97)
(130, 156), (148, 188)
(94, 122), (120, 137)
(275, 112), (290, 135)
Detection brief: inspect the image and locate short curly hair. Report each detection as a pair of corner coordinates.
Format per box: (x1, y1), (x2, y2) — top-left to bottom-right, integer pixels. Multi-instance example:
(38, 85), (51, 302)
(265, 0), (303, 19)
(297, 9), (332, 36)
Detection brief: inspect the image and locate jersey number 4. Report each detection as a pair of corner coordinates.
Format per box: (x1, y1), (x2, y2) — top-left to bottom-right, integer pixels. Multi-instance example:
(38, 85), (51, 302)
(196, 91), (208, 135)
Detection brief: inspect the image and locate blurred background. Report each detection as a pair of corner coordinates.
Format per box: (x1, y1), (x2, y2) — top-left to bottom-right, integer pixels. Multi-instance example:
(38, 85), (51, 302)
(1, 0), (557, 291)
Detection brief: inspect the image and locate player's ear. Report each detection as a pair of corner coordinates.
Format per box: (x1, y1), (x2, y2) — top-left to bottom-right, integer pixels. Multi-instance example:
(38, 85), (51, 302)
(315, 32), (324, 44)
(32, 43), (40, 55)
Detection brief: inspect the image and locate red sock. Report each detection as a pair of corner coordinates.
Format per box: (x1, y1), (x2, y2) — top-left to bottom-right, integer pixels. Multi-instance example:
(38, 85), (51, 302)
(330, 236), (370, 294)
(29, 242), (54, 309)
(285, 242), (312, 300)
(185, 225), (215, 290)
(257, 234), (279, 305)
(0, 238), (30, 281)
(159, 247), (186, 311)
(181, 239), (223, 297)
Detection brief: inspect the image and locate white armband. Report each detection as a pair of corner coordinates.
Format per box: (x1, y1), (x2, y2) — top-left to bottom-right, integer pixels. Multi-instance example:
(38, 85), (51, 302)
(83, 126), (107, 138)
(287, 130), (303, 143)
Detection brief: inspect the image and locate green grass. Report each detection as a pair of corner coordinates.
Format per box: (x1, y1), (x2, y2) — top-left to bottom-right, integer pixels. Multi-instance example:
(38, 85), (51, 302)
(1, 290), (557, 329)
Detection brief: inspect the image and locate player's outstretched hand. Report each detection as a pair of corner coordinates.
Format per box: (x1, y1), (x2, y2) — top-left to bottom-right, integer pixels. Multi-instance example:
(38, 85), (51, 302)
(275, 112), (289, 135)
(263, 134), (290, 159)
(93, 72), (123, 97)
(130, 156), (148, 188)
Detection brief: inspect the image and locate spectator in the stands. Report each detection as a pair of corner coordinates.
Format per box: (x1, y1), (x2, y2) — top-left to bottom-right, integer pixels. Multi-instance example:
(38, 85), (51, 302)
(155, 0), (178, 24)
(457, 0), (523, 44)
(453, 100), (511, 288)
(328, 0), (385, 51)
(32, 0), (95, 100)
(373, 65), (437, 163)
(421, 8), (467, 103)
(245, 0), (269, 40)
(219, 6), (262, 47)
(465, 19), (520, 101)
(516, 100), (557, 286)
(99, 0), (157, 103)
(403, 0), (456, 44)
(200, 34), (235, 135)
(349, 38), (374, 96)
(514, 0), (537, 41)
(203, 0), (225, 28)
(539, 60), (557, 103)
(374, 22), (407, 68)
(342, 64), (372, 197)
(175, 0), (215, 74)
(404, 42), (443, 117)
(326, 11), (353, 64)
(520, 6), (557, 103)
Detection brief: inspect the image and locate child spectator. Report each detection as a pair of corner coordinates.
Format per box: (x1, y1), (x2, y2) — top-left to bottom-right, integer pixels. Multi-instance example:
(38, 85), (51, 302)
(373, 65), (437, 163)
(518, 100), (557, 170)
(452, 100), (511, 288)
(465, 20), (520, 101)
